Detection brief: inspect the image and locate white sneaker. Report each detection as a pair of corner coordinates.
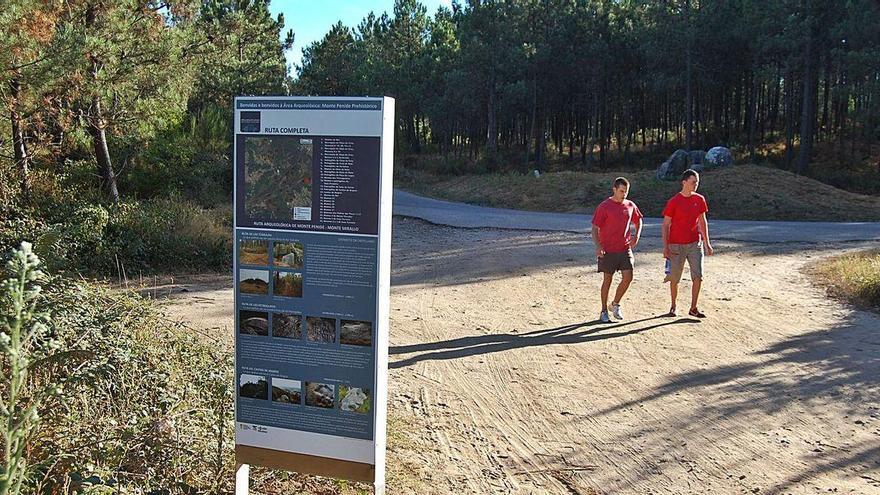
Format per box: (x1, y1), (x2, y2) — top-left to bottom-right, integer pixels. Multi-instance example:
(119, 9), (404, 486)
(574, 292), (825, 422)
(610, 302), (624, 320)
(600, 310), (611, 323)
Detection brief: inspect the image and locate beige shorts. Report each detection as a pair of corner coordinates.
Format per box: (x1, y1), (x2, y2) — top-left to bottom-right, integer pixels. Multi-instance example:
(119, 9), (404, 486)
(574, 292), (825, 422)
(597, 250), (634, 274)
(666, 241), (703, 283)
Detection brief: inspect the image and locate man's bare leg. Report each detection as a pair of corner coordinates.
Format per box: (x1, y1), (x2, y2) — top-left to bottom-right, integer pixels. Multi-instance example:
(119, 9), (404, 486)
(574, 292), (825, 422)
(613, 270), (633, 305)
(669, 281), (678, 314)
(601, 272), (614, 311)
(690, 278), (702, 311)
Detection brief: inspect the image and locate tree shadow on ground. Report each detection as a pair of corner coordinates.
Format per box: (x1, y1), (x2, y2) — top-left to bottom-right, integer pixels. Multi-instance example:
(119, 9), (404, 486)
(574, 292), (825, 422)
(571, 314), (880, 493)
(390, 316), (699, 369)
(391, 221), (588, 288)
(390, 218), (875, 290)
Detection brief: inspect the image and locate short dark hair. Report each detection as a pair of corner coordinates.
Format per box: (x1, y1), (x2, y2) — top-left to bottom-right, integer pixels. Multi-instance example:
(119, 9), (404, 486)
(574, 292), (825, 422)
(613, 177), (629, 189)
(680, 169), (699, 183)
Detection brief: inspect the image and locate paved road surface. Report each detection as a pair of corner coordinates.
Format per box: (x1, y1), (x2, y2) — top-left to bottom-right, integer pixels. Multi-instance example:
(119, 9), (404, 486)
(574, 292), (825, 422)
(393, 189), (880, 243)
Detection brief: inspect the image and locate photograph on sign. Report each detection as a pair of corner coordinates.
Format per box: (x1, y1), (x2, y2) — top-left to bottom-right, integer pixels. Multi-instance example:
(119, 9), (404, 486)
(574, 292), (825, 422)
(271, 378), (302, 405)
(239, 374), (269, 400)
(272, 312), (302, 339)
(273, 241), (304, 268)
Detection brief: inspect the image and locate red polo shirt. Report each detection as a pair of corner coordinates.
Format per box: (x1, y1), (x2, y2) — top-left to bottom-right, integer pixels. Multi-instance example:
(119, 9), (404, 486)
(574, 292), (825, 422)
(662, 192), (709, 244)
(592, 198), (643, 253)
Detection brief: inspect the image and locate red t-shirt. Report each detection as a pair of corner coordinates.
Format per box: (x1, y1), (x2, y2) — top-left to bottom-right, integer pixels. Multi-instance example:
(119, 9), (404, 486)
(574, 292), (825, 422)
(592, 198), (643, 253)
(662, 192), (709, 244)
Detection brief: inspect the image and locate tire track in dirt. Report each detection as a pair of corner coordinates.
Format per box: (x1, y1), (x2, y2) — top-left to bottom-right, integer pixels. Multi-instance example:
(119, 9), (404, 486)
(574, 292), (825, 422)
(387, 218), (879, 494)
(162, 218), (880, 494)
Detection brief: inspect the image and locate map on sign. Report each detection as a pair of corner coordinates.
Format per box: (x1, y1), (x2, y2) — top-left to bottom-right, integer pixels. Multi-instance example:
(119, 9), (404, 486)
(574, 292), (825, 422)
(244, 136), (314, 219)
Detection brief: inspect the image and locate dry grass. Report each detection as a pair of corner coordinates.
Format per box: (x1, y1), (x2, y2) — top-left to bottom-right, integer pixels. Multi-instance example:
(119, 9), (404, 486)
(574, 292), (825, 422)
(396, 164), (880, 221)
(240, 279), (268, 295)
(756, 140), (880, 195)
(240, 240), (270, 265)
(240, 251), (270, 265)
(811, 250), (880, 310)
(274, 272), (303, 297)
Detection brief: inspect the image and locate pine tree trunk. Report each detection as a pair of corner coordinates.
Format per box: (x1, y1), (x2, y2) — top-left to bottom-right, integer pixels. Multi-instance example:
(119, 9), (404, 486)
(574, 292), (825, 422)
(486, 69), (497, 155)
(9, 77), (30, 200)
(536, 107), (546, 171)
(568, 107), (576, 162)
(90, 97), (120, 204)
(796, 18), (817, 176)
(821, 55), (831, 139)
(749, 77), (758, 164)
(525, 75), (537, 169)
(784, 64), (795, 170)
(684, 0), (693, 152)
(769, 65), (781, 135)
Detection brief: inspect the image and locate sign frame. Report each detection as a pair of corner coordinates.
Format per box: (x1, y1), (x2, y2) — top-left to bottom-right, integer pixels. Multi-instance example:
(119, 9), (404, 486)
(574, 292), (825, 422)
(231, 96), (395, 493)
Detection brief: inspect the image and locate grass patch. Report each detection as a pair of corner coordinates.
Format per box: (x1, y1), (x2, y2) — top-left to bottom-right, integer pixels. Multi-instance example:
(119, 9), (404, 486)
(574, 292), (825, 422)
(756, 140), (880, 196)
(1, 263), (235, 493)
(811, 250), (880, 309)
(396, 164), (880, 221)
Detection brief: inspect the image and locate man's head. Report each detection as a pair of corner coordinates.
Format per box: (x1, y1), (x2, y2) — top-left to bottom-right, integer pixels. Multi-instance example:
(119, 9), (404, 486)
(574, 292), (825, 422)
(680, 169), (699, 194)
(612, 177), (629, 202)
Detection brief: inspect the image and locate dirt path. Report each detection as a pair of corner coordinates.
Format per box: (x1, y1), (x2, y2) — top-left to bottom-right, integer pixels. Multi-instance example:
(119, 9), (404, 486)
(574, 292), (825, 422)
(159, 217), (880, 494)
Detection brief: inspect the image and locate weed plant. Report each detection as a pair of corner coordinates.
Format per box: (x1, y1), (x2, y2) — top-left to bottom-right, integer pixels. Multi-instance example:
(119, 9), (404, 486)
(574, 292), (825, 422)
(0, 244), (234, 493)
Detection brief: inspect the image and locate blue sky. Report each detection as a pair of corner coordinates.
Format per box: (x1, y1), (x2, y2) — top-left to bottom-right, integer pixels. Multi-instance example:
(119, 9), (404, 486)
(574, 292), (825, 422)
(268, 0), (453, 75)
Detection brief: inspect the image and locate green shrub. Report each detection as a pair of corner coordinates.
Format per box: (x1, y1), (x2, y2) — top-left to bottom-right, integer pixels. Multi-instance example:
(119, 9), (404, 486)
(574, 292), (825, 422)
(25, 199), (231, 276)
(123, 106), (232, 207)
(100, 199), (231, 274)
(0, 246), (234, 493)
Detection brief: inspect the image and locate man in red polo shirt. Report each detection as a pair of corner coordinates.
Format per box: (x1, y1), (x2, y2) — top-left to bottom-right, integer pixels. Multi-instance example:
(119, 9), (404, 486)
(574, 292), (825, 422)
(591, 177), (643, 323)
(662, 169), (715, 318)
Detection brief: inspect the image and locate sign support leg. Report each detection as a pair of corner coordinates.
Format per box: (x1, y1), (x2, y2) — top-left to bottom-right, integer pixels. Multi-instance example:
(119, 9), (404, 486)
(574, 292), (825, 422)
(235, 463), (250, 495)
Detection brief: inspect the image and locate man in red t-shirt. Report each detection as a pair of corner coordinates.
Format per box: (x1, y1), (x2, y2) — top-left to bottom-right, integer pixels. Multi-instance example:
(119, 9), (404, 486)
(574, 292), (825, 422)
(591, 177), (643, 323)
(661, 169), (715, 318)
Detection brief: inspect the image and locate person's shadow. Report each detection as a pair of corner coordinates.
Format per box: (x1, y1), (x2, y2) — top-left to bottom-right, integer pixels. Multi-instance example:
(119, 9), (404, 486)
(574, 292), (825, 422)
(390, 315), (699, 369)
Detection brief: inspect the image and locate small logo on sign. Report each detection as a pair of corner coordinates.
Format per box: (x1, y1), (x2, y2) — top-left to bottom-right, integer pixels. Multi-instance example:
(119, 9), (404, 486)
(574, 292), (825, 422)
(240, 111), (261, 133)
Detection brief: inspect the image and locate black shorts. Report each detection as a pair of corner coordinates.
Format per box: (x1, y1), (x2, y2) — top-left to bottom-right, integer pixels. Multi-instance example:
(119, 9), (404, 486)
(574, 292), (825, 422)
(597, 250), (634, 273)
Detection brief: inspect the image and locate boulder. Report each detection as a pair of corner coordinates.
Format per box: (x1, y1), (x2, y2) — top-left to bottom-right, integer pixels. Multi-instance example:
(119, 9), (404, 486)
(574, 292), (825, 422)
(340, 388), (368, 412)
(689, 150), (706, 166)
(669, 149), (690, 175)
(705, 146), (733, 168)
(656, 149), (691, 181)
(656, 161), (671, 180)
(307, 383), (335, 408)
(242, 317), (268, 335)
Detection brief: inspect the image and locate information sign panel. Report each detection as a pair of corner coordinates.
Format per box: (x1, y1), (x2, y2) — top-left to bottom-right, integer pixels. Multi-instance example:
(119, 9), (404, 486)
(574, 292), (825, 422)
(232, 96), (394, 489)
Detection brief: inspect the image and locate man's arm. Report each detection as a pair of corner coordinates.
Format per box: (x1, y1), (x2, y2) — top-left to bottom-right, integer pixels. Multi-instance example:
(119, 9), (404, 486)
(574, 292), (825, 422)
(591, 225), (604, 257)
(662, 216), (672, 258)
(698, 213), (714, 255)
(630, 217), (643, 250)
